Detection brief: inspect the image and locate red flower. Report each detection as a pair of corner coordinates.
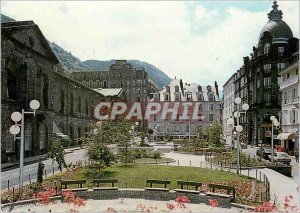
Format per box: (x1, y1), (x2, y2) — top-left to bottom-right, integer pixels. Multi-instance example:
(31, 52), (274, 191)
(208, 199), (218, 207)
(167, 202), (176, 211)
(175, 195), (190, 204)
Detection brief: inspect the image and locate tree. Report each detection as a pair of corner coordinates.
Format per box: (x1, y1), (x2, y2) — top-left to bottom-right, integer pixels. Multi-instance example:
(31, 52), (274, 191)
(205, 122), (224, 147)
(49, 138), (67, 171)
(83, 120), (134, 167)
(37, 161), (45, 184)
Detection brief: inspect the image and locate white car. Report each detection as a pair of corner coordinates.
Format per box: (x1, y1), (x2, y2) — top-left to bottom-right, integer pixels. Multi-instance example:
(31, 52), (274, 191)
(268, 152), (291, 165)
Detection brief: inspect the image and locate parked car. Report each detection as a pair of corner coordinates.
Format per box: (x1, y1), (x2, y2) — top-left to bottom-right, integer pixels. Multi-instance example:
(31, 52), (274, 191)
(268, 152), (291, 165)
(256, 147), (275, 160)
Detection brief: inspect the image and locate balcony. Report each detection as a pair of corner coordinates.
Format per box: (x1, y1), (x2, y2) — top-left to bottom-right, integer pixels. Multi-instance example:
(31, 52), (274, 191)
(293, 96), (299, 105)
(280, 75), (298, 90)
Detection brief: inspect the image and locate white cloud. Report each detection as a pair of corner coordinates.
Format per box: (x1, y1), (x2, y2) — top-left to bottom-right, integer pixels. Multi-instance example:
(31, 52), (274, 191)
(1, 1), (299, 87)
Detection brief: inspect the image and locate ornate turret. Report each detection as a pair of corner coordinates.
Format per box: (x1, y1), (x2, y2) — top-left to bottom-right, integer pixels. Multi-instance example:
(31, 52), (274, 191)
(268, 1), (283, 21)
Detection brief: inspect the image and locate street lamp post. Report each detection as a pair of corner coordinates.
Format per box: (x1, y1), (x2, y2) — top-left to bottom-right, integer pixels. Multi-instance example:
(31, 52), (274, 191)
(227, 97), (249, 174)
(9, 100), (40, 194)
(270, 116), (280, 164)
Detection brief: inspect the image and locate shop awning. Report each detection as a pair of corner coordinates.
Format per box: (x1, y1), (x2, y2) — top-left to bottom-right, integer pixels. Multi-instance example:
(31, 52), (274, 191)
(277, 133), (295, 140)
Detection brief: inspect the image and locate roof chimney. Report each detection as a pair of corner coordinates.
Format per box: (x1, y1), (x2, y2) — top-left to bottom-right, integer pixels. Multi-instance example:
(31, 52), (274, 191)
(215, 81), (219, 97)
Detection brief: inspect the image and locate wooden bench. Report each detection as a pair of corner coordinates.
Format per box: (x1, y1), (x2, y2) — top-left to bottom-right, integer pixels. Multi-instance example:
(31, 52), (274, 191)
(174, 181), (202, 194)
(206, 184), (235, 200)
(92, 179), (118, 190)
(145, 179), (171, 191)
(60, 180), (88, 192)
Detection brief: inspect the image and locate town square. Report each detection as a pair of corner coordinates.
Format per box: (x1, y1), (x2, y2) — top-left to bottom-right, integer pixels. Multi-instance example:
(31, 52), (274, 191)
(1, 1), (299, 212)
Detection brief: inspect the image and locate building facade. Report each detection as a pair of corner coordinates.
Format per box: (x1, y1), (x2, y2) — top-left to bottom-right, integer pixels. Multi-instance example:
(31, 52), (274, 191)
(148, 79), (221, 139)
(230, 1), (299, 146)
(71, 60), (159, 103)
(222, 73), (236, 136)
(278, 51), (299, 152)
(1, 21), (105, 163)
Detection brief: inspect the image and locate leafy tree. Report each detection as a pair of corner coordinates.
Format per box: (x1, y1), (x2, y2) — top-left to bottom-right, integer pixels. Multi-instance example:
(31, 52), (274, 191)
(37, 161), (45, 184)
(49, 138), (67, 171)
(86, 142), (116, 173)
(205, 122), (224, 147)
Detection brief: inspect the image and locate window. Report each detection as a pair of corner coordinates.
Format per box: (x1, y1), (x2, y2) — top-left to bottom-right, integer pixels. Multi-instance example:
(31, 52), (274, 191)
(164, 93), (169, 101)
(277, 63), (285, 71)
(283, 92), (288, 104)
(186, 93), (192, 101)
(264, 43), (270, 55)
(208, 93), (214, 101)
(264, 64), (271, 73)
(103, 80), (107, 88)
(25, 124), (32, 151)
(5, 129), (14, 153)
(210, 104), (214, 111)
(209, 114), (214, 121)
(39, 124), (47, 149)
(138, 89), (141, 94)
(154, 93), (160, 101)
(257, 80), (260, 88)
(78, 96), (82, 113)
(264, 77), (271, 88)
(197, 93), (203, 101)
(264, 93), (271, 105)
(283, 110), (288, 124)
(175, 93), (180, 102)
(166, 86), (170, 92)
(278, 47), (284, 56)
(175, 85), (179, 92)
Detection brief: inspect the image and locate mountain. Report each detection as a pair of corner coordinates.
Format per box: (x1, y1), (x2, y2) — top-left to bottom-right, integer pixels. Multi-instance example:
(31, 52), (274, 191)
(1, 14), (15, 22)
(49, 42), (91, 72)
(1, 14), (170, 89)
(83, 60), (171, 89)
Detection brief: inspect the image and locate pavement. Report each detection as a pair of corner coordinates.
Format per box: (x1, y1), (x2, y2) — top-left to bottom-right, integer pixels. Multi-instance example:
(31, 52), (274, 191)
(1, 147), (87, 190)
(161, 151), (299, 208)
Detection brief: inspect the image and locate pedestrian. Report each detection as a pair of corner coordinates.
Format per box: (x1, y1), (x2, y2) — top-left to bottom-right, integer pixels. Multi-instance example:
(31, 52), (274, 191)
(294, 149), (299, 163)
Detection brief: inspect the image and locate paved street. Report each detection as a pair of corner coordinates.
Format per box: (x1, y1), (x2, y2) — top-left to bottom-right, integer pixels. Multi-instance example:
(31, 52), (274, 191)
(1, 148), (86, 190)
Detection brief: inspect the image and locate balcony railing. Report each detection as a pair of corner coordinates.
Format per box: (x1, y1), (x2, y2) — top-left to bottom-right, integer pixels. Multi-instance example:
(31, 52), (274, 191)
(280, 75), (298, 90)
(293, 96), (299, 104)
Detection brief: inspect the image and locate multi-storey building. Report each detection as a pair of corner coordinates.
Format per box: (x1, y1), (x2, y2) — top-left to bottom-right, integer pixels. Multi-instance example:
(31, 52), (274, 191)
(278, 51), (299, 152)
(231, 1), (299, 146)
(148, 79), (221, 139)
(71, 60), (159, 103)
(222, 73), (236, 137)
(1, 21), (105, 163)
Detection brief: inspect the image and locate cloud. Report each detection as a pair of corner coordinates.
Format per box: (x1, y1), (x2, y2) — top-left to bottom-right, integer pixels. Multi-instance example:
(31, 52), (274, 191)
(1, 1), (299, 87)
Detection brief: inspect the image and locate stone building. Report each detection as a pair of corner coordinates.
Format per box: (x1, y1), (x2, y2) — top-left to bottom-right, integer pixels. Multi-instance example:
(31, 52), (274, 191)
(233, 1), (299, 146)
(148, 79), (221, 139)
(1, 21), (105, 163)
(278, 51), (299, 152)
(222, 73), (236, 137)
(71, 60), (159, 103)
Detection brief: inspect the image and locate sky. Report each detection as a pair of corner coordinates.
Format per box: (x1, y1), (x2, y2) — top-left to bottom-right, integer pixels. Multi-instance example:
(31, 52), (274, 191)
(1, 1), (299, 87)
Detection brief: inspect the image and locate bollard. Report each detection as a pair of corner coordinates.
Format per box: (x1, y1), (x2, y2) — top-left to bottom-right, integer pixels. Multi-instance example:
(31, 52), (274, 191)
(256, 169), (257, 179)
(53, 167), (55, 175)
(7, 180), (10, 191)
(29, 174), (31, 185)
(200, 161), (202, 168)
(45, 169), (47, 178)
(178, 160), (179, 166)
(12, 187), (15, 202)
(156, 158), (157, 165)
(190, 160), (191, 166)
(259, 171), (261, 181)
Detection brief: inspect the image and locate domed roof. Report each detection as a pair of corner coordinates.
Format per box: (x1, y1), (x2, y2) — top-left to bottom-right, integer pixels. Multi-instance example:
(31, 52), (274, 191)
(259, 20), (293, 41)
(258, 1), (293, 42)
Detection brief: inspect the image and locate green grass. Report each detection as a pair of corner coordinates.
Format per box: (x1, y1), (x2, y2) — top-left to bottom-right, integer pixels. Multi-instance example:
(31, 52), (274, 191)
(59, 164), (252, 189)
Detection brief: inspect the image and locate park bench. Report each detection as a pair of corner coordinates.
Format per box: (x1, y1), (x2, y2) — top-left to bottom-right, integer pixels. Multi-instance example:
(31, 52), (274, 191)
(205, 183), (235, 200)
(60, 179), (88, 192)
(92, 179), (118, 190)
(145, 179), (171, 191)
(174, 180), (202, 194)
